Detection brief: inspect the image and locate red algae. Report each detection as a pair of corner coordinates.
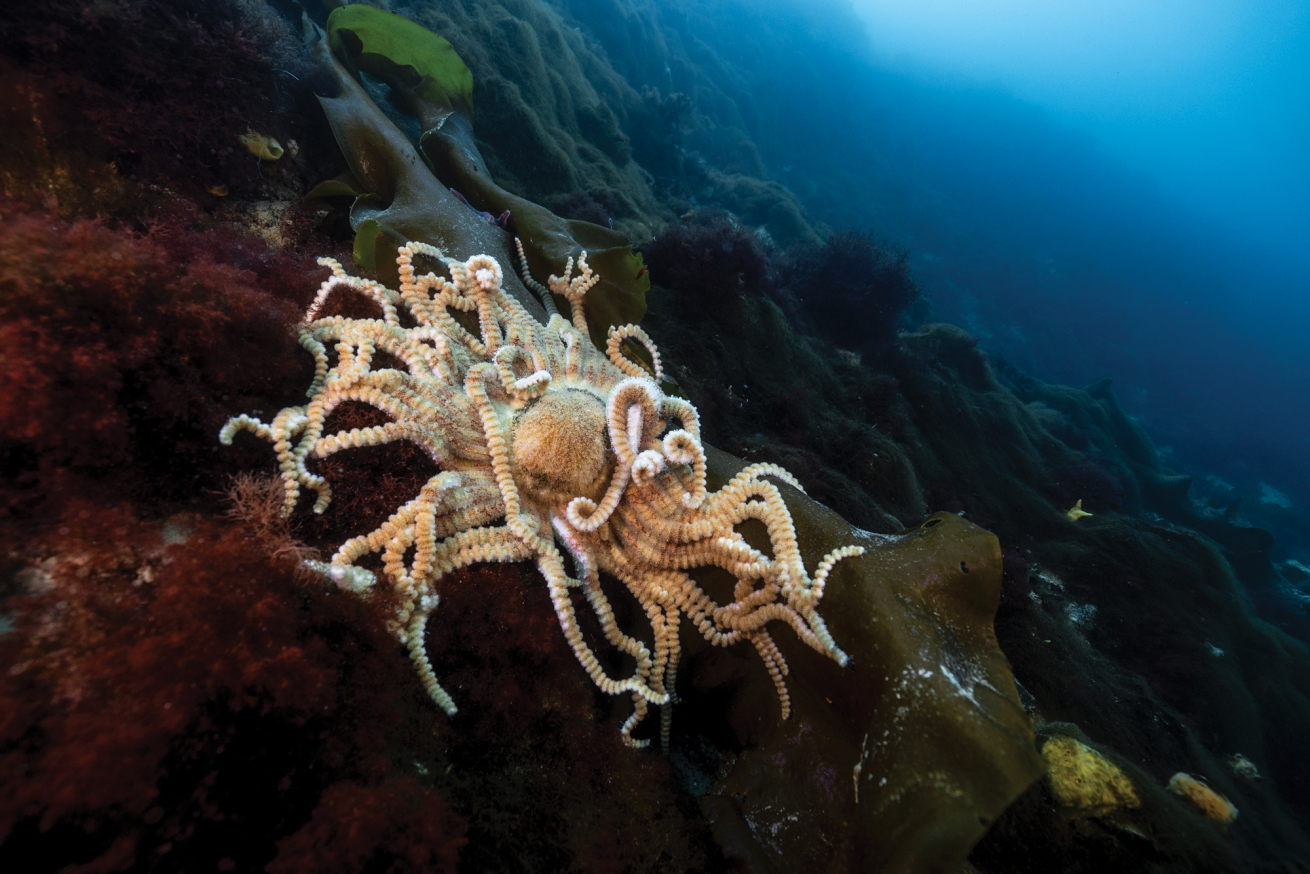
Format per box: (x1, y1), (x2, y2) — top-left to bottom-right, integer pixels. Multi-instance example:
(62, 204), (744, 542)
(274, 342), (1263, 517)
(0, 194), (710, 871)
(269, 777), (465, 874)
(422, 561), (717, 873)
(0, 199), (321, 522)
(0, 498), (461, 870)
(0, 0), (296, 207)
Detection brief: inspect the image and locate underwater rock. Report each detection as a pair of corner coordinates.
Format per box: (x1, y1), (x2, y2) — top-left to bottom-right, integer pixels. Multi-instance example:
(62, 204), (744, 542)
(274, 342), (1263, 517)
(314, 5), (650, 351)
(1078, 379), (1274, 553)
(213, 12), (1045, 863)
(309, 20), (536, 307)
(1276, 559), (1310, 588)
(996, 366), (1275, 552)
(699, 447), (1044, 874)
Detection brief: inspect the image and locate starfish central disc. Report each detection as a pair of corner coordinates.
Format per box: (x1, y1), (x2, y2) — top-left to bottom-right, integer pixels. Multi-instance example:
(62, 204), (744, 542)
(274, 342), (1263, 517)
(512, 388), (609, 499)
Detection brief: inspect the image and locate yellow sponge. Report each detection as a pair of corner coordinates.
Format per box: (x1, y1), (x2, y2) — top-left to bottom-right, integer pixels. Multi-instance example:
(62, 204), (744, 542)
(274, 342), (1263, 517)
(1168, 772), (1238, 824)
(1042, 735), (1141, 817)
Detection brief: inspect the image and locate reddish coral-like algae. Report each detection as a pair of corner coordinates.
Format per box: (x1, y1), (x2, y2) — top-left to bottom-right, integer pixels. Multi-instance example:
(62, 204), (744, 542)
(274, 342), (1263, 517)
(0, 497), (462, 870)
(269, 778), (465, 874)
(0, 199), (318, 521)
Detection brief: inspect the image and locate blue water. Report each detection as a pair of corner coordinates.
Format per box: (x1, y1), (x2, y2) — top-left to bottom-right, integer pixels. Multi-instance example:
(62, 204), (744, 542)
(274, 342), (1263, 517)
(615, 0), (1310, 508)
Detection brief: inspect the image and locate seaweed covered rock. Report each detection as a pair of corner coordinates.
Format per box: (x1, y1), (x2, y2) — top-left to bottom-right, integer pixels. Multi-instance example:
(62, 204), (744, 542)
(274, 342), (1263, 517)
(778, 229), (921, 355)
(0, 0), (324, 215)
(696, 455), (1043, 873)
(1000, 364), (1276, 553)
(5, 2), (1310, 872)
(641, 209), (772, 322)
(0, 500), (464, 871)
(310, 4), (651, 350)
(642, 233), (1310, 869)
(551, 0), (828, 244)
(0, 199), (326, 521)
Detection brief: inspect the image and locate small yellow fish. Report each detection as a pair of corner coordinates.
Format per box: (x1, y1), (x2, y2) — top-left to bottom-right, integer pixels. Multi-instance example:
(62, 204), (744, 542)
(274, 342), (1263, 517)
(1066, 499), (1093, 521)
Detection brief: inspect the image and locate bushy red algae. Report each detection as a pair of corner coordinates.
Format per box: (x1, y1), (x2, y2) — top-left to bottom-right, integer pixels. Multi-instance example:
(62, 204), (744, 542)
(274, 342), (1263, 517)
(0, 0), (299, 208)
(0, 498), (462, 871)
(641, 210), (773, 323)
(0, 199), (327, 523)
(4, 0), (1309, 868)
(0, 196), (719, 872)
(269, 777), (466, 874)
(777, 228), (920, 354)
(418, 561), (722, 873)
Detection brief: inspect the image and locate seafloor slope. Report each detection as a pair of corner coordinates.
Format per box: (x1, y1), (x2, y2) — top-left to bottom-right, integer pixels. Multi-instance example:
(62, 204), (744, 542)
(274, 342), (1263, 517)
(1, 2), (1308, 873)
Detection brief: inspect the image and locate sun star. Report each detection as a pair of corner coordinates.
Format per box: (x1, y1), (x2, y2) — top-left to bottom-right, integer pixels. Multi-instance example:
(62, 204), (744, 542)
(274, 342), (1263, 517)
(222, 240), (862, 747)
